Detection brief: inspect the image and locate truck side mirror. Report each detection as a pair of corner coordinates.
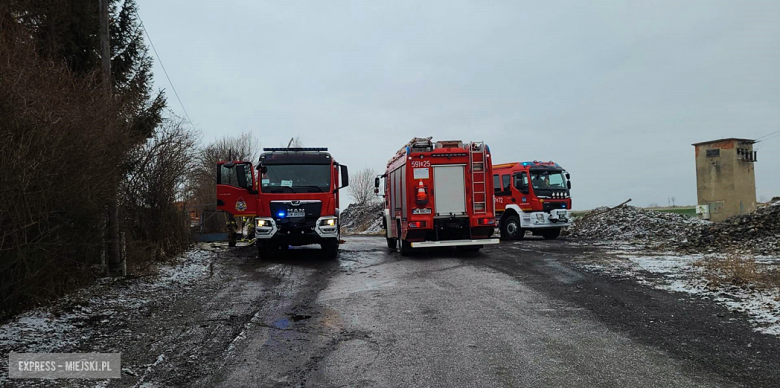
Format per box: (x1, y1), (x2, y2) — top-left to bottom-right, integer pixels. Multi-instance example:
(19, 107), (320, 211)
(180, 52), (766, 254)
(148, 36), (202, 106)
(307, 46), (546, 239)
(257, 165), (267, 174)
(374, 177), (380, 189)
(567, 181), (572, 190)
(340, 165), (349, 189)
(565, 172), (570, 179)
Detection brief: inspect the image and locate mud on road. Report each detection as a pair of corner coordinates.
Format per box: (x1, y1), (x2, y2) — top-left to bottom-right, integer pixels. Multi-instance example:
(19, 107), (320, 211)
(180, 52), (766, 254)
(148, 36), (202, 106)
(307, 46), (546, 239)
(3, 237), (780, 387)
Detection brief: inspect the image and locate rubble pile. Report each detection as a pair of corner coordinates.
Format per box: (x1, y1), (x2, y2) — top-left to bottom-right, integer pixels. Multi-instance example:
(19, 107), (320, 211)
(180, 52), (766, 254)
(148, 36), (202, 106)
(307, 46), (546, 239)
(340, 201), (384, 235)
(568, 206), (708, 248)
(570, 202), (780, 255)
(685, 202), (780, 254)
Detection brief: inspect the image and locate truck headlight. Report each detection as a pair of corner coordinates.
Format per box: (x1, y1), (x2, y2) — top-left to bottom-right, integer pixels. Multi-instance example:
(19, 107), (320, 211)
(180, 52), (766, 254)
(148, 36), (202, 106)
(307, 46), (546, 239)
(319, 219), (336, 226)
(257, 219), (271, 227)
(536, 214), (545, 221)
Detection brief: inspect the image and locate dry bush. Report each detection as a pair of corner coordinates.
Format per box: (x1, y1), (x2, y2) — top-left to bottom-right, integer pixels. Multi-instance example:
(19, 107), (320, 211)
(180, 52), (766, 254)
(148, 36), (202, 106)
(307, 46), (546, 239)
(0, 25), (131, 316)
(696, 254), (779, 289)
(120, 116), (199, 267)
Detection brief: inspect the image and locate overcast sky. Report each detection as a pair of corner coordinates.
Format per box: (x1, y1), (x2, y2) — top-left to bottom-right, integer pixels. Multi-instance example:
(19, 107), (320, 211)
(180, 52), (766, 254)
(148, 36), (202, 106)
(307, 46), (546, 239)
(138, 0), (779, 210)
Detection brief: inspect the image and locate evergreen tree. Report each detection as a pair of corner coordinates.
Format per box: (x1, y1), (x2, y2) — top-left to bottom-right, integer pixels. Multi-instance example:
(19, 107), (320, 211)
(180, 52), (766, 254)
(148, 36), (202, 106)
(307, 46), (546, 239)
(3, 0), (166, 138)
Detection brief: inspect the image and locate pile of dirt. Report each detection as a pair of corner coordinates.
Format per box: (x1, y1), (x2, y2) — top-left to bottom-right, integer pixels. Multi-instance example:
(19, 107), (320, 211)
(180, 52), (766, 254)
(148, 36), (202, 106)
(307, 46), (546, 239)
(685, 202), (780, 255)
(340, 201), (384, 235)
(567, 206), (708, 248)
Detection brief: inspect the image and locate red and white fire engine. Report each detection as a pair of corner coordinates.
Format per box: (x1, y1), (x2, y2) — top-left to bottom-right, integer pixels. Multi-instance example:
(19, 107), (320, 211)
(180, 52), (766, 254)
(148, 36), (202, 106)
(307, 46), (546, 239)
(216, 148), (349, 258)
(492, 161), (572, 240)
(375, 137), (500, 254)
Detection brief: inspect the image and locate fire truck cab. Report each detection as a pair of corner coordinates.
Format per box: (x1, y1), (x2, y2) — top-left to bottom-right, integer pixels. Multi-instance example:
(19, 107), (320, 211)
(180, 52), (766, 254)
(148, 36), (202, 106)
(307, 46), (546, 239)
(376, 137), (500, 255)
(493, 161), (572, 240)
(216, 148), (349, 258)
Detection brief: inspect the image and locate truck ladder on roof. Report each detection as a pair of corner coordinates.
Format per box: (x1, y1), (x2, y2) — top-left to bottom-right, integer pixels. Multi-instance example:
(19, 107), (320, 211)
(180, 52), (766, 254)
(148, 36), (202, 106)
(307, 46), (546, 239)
(469, 142), (488, 215)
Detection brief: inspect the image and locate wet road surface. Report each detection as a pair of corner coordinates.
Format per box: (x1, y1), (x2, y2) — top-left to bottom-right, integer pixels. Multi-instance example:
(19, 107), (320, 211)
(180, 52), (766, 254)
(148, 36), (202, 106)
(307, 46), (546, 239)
(115, 236), (780, 387)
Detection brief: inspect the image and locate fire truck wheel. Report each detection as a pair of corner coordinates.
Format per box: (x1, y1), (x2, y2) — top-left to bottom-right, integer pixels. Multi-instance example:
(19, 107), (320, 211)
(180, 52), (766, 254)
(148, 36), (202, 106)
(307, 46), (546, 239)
(500, 214), (523, 240)
(386, 237), (397, 249)
(256, 242), (276, 260)
(321, 240), (339, 259)
(542, 228), (561, 240)
(399, 239), (413, 256)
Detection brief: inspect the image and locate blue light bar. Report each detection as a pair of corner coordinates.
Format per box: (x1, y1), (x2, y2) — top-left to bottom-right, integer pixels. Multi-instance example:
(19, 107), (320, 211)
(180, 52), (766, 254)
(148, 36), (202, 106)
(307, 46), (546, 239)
(263, 147), (328, 152)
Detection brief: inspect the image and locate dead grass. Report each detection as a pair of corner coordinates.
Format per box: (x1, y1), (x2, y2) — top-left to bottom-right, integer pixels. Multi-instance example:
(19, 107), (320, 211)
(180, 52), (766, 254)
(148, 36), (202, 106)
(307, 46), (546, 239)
(696, 254), (780, 289)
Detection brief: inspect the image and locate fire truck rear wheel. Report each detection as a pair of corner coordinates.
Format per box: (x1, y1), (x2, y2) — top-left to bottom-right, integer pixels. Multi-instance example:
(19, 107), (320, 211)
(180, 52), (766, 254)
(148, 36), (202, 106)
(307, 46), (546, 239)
(399, 239), (413, 256)
(386, 237), (397, 249)
(541, 228), (561, 240)
(500, 214), (523, 241)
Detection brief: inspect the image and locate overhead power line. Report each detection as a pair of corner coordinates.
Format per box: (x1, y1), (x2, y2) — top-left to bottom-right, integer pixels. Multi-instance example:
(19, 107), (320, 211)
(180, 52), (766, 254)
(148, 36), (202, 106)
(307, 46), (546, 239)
(137, 17), (193, 125)
(759, 133), (780, 143)
(755, 129), (780, 141)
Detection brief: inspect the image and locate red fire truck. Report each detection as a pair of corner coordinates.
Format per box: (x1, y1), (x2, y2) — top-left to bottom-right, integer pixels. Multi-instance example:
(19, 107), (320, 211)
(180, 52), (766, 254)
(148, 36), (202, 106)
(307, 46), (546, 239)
(216, 148), (349, 258)
(375, 137), (500, 254)
(492, 161), (572, 240)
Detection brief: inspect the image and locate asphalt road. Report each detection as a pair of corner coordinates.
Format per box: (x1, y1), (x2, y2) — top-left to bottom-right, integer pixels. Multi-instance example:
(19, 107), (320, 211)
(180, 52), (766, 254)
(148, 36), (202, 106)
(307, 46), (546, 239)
(112, 236), (780, 388)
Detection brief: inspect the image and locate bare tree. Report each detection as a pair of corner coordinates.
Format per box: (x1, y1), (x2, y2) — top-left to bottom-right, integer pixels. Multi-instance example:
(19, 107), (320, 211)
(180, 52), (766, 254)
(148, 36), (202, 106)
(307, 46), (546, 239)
(188, 132), (262, 209)
(348, 168), (378, 206)
(120, 115), (199, 263)
(285, 136), (304, 148)
(185, 132), (263, 243)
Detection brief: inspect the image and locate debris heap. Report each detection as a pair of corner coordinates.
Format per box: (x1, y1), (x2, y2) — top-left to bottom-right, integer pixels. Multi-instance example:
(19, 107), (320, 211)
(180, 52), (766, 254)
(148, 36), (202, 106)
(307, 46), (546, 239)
(685, 202), (780, 254)
(340, 201), (384, 235)
(569, 202), (780, 255)
(567, 206), (708, 248)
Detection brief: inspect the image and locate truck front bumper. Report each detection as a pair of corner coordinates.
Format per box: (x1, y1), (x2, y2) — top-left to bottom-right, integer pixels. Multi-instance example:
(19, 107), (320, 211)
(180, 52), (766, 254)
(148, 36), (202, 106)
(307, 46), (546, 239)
(519, 210), (572, 229)
(410, 238), (500, 248)
(255, 216), (339, 242)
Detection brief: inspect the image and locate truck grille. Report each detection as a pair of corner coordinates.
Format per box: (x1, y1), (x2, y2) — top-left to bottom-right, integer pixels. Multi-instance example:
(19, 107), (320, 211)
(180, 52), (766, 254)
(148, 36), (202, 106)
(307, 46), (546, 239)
(269, 201), (322, 232)
(543, 201), (568, 212)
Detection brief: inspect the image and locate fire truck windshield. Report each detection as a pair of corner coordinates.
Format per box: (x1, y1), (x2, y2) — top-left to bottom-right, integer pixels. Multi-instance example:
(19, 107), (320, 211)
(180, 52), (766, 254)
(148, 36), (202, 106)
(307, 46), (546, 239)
(530, 171), (567, 190)
(260, 165), (331, 193)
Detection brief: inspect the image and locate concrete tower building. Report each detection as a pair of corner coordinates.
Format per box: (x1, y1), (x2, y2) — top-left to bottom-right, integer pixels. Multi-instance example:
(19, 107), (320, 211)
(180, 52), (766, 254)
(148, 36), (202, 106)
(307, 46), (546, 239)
(692, 138), (757, 222)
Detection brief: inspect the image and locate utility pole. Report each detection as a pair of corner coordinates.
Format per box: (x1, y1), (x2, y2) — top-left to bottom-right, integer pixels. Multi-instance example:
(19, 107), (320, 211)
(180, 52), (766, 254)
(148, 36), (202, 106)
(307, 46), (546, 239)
(100, 0), (121, 273)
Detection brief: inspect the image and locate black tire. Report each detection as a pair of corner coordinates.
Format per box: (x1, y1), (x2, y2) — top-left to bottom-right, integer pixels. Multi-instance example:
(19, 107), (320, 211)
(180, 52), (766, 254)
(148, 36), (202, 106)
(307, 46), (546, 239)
(399, 239), (413, 256)
(321, 239), (339, 259)
(256, 241), (276, 259)
(386, 237), (397, 249)
(542, 228), (561, 240)
(500, 214), (523, 241)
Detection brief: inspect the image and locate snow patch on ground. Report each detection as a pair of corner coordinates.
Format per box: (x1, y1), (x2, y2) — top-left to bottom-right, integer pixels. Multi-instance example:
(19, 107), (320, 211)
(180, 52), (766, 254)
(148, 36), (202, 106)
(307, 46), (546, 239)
(577, 252), (780, 336)
(0, 246), (215, 385)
